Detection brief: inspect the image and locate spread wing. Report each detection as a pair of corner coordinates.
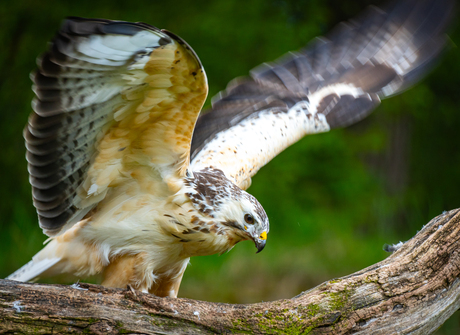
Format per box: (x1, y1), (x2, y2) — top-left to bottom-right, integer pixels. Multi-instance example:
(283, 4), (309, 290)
(190, 0), (453, 190)
(26, 18), (207, 236)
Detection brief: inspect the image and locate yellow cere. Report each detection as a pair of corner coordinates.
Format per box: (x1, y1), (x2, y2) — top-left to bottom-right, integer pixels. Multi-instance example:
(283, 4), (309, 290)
(259, 231), (267, 240)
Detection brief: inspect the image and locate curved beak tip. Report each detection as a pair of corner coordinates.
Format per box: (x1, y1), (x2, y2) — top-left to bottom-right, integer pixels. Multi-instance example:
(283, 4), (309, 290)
(255, 240), (266, 253)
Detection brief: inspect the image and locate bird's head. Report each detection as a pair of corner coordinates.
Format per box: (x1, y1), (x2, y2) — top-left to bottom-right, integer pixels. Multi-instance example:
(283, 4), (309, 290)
(185, 168), (269, 252)
(217, 190), (269, 253)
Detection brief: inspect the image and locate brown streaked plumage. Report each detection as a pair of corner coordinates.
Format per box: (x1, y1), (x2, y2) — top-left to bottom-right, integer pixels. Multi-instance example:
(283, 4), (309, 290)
(8, 0), (453, 298)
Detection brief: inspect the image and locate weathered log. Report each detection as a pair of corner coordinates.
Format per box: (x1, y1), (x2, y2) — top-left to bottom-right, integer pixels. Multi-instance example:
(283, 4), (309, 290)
(1, 209), (460, 334)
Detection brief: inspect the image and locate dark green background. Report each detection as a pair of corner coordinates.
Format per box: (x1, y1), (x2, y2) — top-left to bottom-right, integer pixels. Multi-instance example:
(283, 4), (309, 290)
(1, 0), (459, 333)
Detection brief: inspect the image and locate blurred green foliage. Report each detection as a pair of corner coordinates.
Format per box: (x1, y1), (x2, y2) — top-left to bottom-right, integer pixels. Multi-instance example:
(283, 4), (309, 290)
(0, 0), (459, 333)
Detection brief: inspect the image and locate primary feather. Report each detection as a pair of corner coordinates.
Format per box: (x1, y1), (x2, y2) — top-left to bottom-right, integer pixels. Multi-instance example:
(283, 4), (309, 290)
(191, 0), (453, 189)
(26, 18), (207, 236)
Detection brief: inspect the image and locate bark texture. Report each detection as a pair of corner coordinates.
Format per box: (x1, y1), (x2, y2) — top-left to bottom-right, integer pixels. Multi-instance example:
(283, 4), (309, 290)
(1, 209), (460, 334)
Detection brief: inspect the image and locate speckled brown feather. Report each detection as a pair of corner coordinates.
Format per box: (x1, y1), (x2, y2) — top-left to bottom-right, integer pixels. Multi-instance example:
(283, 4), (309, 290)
(26, 18), (207, 236)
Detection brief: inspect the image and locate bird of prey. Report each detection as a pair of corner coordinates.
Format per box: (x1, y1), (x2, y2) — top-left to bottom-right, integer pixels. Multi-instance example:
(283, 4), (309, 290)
(8, 0), (452, 297)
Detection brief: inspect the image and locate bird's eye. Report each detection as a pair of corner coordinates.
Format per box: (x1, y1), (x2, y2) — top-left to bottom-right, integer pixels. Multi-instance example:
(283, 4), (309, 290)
(244, 214), (254, 224)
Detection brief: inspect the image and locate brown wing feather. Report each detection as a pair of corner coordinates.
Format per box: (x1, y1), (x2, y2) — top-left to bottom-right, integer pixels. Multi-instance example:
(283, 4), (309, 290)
(26, 18), (207, 235)
(191, 0), (453, 189)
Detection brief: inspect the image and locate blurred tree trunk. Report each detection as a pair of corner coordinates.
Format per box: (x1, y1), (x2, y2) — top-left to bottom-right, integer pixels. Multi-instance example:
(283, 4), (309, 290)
(1, 209), (460, 334)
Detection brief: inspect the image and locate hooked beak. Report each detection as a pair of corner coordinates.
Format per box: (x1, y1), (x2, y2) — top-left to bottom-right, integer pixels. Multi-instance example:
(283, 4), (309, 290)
(255, 231), (267, 253)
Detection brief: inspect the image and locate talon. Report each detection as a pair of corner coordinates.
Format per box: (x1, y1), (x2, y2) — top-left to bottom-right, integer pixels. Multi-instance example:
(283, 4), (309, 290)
(127, 284), (137, 296)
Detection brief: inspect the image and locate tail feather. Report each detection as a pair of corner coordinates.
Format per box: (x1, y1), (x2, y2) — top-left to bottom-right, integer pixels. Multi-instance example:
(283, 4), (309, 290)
(7, 257), (61, 282)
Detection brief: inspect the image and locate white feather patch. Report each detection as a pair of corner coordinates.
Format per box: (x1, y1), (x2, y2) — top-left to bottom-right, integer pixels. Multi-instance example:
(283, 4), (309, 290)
(308, 83), (369, 115)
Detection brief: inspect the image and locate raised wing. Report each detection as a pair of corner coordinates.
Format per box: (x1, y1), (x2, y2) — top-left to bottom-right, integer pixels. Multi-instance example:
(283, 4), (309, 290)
(190, 0), (453, 190)
(26, 18), (207, 235)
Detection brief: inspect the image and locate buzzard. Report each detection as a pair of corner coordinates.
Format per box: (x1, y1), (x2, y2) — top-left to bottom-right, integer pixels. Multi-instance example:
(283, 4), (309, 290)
(8, 0), (453, 297)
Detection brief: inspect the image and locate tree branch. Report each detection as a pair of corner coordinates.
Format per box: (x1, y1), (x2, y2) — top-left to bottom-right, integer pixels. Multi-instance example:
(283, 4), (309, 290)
(1, 209), (460, 334)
